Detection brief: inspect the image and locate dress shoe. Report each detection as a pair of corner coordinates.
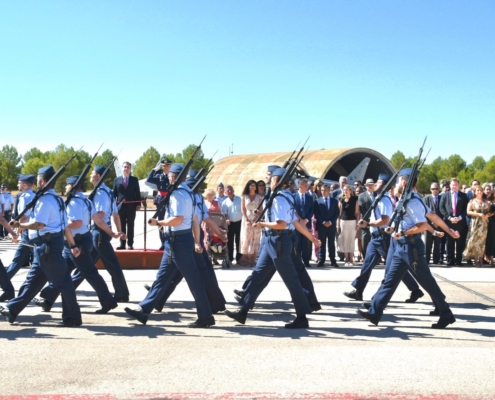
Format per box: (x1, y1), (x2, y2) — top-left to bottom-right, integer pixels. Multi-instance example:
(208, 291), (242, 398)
(431, 314), (456, 329)
(59, 318), (82, 327)
(331, 262), (339, 268)
(32, 297), (52, 312)
(310, 303), (322, 313)
(95, 301), (118, 314)
(124, 307), (149, 325)
(212, 306), (226, 314)
(285, 316), (309, 329)
(116, 246), (126, 250)
(429, 307), (440, 316)
(0, 292), (15, 302)
(233, 289), (245, 297)
(356, 309), (379, 326)
(1, 307), (16, 323)
(128, 246), (134, 250)
(224, 308), (247, 325)
(114, 296), (129, 303)
(144, 284), (151, 292)
(317, 261), (325, 267)
(447, 261), (456, 266)
(343, 289), (363, 301)
(405, 289), (424, 303)
(188, 317), (215, 328)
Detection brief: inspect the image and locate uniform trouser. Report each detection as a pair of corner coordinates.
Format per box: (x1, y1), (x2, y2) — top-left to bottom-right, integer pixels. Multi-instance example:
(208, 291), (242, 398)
(7, 234), (81, 322)
(6, 231), (33, 278)
(383, 240), (420, 292)
(157, 200), (166, 244)
(240, 232), (312, 317)
(154, 235), (227, 312)
(369, 235), (452, 321)
(317, 225), (336, 263)
(119, 204), (137, 247)
(297, 227), (310, 265)
(227, 220), (242, 262)
(241, 239), (266, 290)
(1, 212), (12, 237)
(40, 232), (115, 309)
(0, 259), (15, 294)
(425, 230), (441, 264)
(140, 233), (212, 321)
(446, 222), (467, 264)
(361, 227), (371, 259)
(73, 229), (129, 299)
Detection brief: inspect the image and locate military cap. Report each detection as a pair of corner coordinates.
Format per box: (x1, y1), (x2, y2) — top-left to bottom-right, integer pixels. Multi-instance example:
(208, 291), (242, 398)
(66, 175), (80, 185)
(267, 165), (280, 173)
(185, 177), (197, 188)
(1, 183), (6, 188)
(399, 168), (413, 177)
(217, 182), (224, 188)
(18, 174), (35, 184)
(188, 169), (198, 178)
(94, 165), (106, 175)
(378, 173), (390, 182)
(160, 157), (173, 165)
(365, 178), (375, 186)
(38, 165), (55, 177)
(272, 167), (286, 178)
(170, 163), (184, 174)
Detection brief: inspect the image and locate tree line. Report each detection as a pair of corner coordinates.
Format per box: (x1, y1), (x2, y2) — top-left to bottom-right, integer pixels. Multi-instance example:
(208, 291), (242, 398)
(1, 144), (493, 195)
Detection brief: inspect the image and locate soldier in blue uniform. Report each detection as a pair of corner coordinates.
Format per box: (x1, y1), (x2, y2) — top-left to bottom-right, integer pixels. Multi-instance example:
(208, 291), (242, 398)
(0, 206), (19, 301)
(73, 165), (129, 302)
(125, 163), (214, 327)
(356, 168), (459, 329)
(4, 175), (36, 286)
(33, 175), (119, 314)
(146, 158), (172, 248)
(344, 174), (423, 302)
(225, 167), (313, 329)
(1, 166), (82, 326)
(1, 183), (14, 238)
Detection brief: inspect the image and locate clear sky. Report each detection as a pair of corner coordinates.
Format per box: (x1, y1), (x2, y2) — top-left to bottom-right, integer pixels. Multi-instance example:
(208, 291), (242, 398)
(1, 1), (494, 166)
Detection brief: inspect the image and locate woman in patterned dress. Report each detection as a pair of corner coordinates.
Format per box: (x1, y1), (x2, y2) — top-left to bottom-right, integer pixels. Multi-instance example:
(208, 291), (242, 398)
(239, 180), (263, 266)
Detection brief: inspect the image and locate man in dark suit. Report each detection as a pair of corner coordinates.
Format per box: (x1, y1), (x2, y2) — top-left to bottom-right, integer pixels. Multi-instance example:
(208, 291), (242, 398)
(358, 178), (375, 259)
(113, 161), (142, 250)
(424, 182), (442, 264)
(293, 178), (314, 268)
(439, 178), (468, 266)
(315, 184), (339, 267)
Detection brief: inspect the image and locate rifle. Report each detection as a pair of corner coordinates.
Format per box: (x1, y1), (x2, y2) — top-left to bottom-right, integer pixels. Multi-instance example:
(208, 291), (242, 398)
(14, 146), (83, 221)
(282, 137), (309, 168)
(150, 136), (206, 222)
(66, 143), (103, 206)
(359, 161), (407, 223)
(193, 149), (218, 182)
(88, 157), (118, 202)
(386, 137), (427, 233)
(191, 165), (215, 193)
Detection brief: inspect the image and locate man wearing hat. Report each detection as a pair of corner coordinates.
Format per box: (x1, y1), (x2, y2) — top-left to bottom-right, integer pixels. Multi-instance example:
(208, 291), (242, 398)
(84, 165), (130, 302)
(113, 161), (142, 250)
(356, 168), (459, 329)
(125, 163), (215, 327)
(4, 175), (36, 287)
(0, 207), (18, 302)
(33, 175), (119, 314)
(0, 183), (14, 238)
(358, 178), (377, 259)
(345, 174), (423, 302)
(2, 165), (82, 326)
(225, 167), (313, 329)
(147, 158), (172, 248)
(214, 182), (227, 208)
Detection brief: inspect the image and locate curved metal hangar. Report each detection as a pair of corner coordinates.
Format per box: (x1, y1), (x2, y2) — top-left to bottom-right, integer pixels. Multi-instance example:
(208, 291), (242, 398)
(205, 148), (395, 192)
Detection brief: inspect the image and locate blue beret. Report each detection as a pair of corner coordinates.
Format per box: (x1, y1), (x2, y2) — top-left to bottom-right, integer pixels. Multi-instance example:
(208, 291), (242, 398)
(66, 175), (80, 185)
(185, 177), (197, 188)
(188, 169), (198, 178)
(378, 173), (390, 182)
(217, 182), (224, 188)
(38, 165), (55, 176)
(268, 165), (280, 173)
(399, 168), (413, 177)
(170, 163), (184, 174)
(18, 174), (35, 184)
(94, 165), (106, 175)
(272, 167), (286, 178)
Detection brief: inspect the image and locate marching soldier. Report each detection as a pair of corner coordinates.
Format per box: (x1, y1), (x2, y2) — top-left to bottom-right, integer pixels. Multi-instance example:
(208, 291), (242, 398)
(0, 183), (14, 238)
(0, 205), (18, 301)
(1, 166), (82, 326)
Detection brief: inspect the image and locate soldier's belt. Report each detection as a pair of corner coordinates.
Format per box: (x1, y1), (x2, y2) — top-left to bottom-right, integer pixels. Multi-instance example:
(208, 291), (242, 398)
(163, 228), (192, 238)
(263, 229), (289, 237)
(30, 230), (63, 246)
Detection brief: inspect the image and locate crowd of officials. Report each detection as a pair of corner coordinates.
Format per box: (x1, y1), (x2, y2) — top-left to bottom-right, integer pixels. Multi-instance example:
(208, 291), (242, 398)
(0, 155), (493, 330)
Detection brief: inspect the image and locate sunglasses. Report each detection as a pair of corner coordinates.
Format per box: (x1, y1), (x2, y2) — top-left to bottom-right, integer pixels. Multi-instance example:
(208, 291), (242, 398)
(258, 184), (265, 187)
(289, 182), (294, 185)
(431, 188), (439, 190)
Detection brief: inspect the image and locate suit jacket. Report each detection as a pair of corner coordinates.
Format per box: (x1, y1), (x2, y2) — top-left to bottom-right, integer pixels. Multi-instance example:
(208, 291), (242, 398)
(314, 196), (339, 228)
(424, 194), (442, 226)
(358, 191), (374, 222)
(113, 175), (142, 209)
(439, 190), (468, 225)
(293, 192), (314, 228)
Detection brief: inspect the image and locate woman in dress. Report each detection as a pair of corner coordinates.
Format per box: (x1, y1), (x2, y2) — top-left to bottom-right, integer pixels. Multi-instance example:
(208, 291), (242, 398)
(203, 189), (221, 261)
(337, 184), (360, 266)
(239, 180), (263, 266)
(464, 185), (492, 267)
(483, 183), (495, 264)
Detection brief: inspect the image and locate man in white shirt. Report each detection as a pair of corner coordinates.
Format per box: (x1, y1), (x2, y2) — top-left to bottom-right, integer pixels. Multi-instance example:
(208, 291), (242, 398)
(221, 185), (243, 264)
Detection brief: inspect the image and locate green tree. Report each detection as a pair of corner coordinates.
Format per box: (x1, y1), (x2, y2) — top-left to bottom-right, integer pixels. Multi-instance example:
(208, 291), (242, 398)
(93, 149), (117, 188)
(470, 156), (486, 172)
(23, 147), (48, 163)
(0, 145), (22, 188)
(437, 155), (466, 182)
(133, 147), (161, 179)
(172, 144), (208, 170)
(390, 151), (406, 171)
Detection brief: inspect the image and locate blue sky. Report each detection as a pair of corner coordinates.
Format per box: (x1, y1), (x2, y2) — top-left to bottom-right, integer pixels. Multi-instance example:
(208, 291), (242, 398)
(1, 1), (494, 167)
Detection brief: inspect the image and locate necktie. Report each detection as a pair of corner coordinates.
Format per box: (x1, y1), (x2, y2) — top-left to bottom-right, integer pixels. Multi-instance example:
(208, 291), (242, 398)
(301, 193), (305, 207)
(124, 177), (128, 189)
(452, 192), (457, 216)
(434, 196), (438, 211)
(326, 197), (330, 210)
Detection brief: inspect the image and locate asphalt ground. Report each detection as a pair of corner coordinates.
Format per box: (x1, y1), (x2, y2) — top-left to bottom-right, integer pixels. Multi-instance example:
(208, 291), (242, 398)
(1, 214), (494, 399)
